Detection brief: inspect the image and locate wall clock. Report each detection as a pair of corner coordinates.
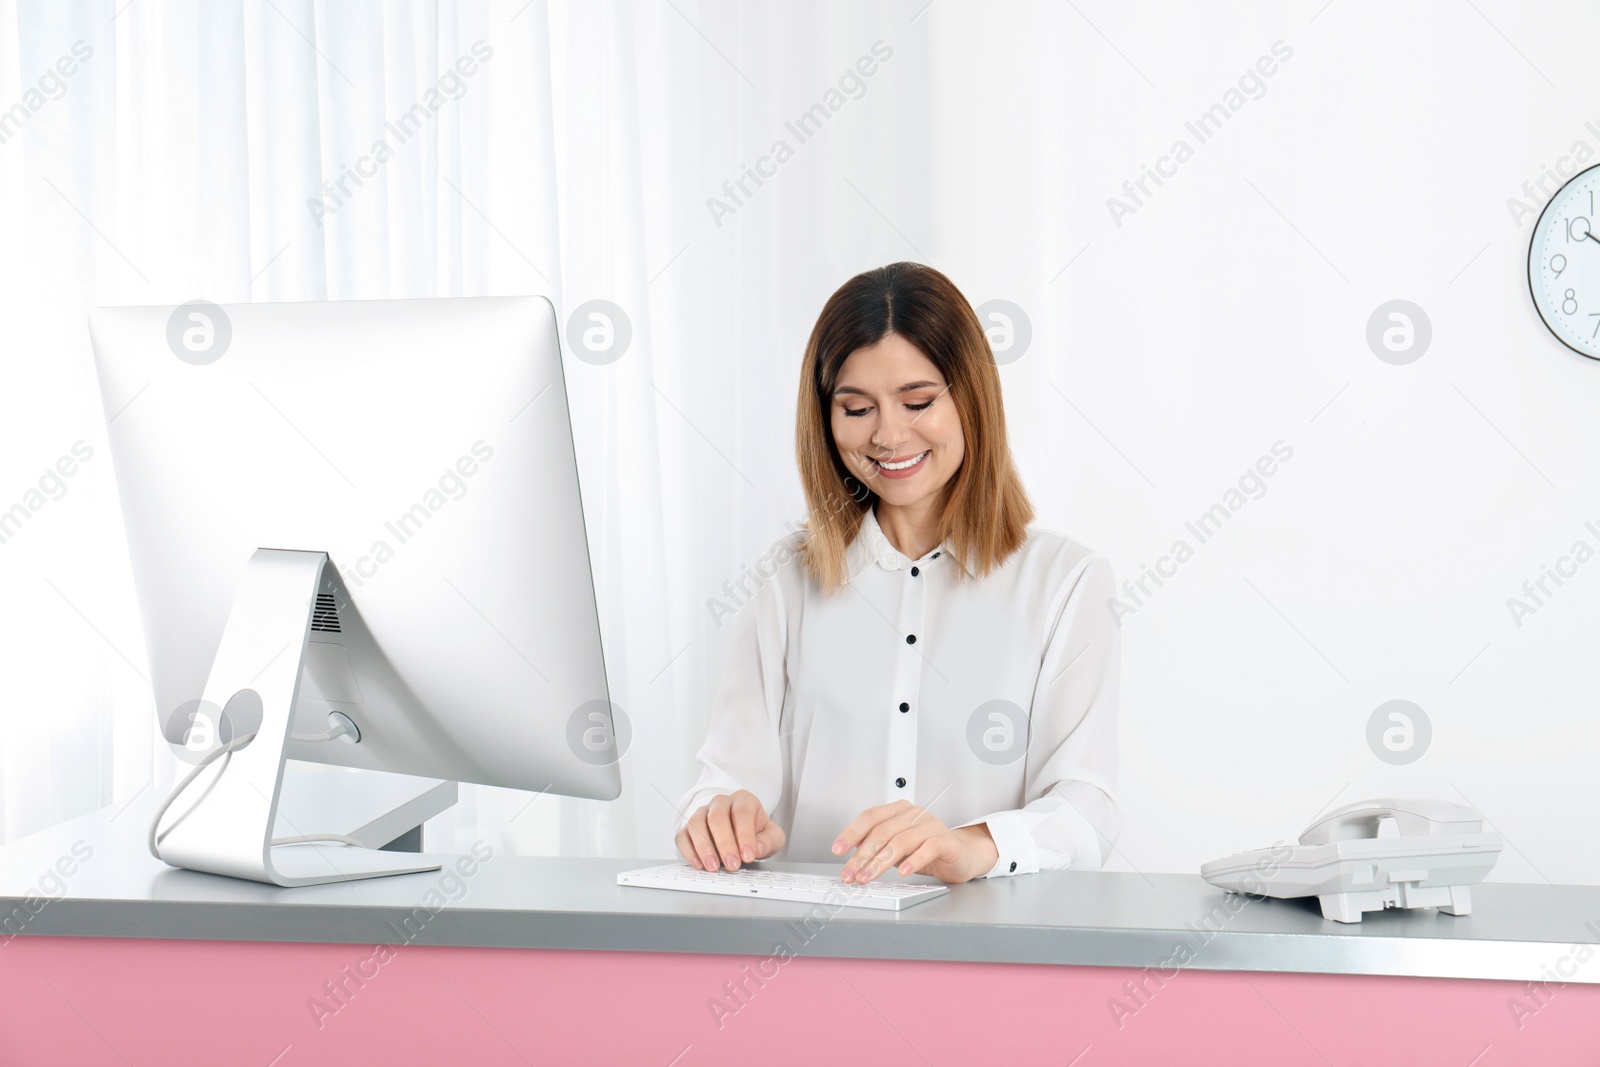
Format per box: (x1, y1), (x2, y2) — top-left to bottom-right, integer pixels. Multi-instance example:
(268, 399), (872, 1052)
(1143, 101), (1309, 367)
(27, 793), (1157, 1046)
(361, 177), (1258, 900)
(1529, 162), (1600, 360)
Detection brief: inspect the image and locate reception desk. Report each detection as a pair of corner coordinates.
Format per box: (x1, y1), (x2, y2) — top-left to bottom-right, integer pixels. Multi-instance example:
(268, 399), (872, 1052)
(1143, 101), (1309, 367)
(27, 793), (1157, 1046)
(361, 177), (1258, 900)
(3, 788), (1598, 1066)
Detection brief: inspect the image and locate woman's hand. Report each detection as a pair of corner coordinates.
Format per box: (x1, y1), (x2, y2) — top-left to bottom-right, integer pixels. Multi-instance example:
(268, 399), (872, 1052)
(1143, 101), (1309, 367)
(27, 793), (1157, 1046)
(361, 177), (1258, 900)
(832, 800), (999, 884)
(675, 789), (787, 871)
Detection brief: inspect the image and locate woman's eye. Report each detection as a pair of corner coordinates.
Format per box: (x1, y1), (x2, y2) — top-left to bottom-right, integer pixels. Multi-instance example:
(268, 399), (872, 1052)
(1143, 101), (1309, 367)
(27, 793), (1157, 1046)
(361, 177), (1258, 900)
(843, 400), (933, 418)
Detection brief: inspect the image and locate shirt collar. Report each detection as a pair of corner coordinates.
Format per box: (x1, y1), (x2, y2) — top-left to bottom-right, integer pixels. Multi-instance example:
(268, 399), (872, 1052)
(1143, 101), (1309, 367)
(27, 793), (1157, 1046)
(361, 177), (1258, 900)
(846, 506), (971, 580)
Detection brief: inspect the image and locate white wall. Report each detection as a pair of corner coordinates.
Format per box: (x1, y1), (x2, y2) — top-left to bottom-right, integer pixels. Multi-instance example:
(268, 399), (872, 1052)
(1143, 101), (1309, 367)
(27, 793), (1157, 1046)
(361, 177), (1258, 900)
(945, 0), (1600, 883)
(2, 0), (1596, 883)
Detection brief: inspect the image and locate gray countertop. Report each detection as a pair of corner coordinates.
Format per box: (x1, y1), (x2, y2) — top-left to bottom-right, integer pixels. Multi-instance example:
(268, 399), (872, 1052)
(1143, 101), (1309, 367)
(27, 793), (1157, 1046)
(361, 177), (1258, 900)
(5, 791), (1599, 985)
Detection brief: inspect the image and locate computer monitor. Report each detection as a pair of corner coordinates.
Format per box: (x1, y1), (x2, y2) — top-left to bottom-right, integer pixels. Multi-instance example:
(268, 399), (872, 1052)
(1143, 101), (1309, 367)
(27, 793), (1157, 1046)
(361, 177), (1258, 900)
(87, 295), (618, 886)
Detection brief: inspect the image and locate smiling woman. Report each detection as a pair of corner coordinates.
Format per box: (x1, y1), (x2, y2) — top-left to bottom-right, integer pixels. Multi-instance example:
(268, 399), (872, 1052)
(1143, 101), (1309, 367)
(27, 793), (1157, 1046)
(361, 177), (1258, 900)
(674, 261), (1123, 887)
(796, 261), (1034, 592)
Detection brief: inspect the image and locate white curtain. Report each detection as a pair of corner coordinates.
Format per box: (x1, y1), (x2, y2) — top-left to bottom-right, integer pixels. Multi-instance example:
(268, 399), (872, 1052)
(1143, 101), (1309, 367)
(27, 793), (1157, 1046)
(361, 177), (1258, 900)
(0, 0), (941, 861)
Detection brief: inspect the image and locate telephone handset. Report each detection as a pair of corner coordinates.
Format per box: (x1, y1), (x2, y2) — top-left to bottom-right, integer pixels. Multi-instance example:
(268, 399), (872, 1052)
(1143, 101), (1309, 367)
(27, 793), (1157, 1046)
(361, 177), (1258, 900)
(1201, 796), (1503, 923)
(1298, 798), (1485, 844)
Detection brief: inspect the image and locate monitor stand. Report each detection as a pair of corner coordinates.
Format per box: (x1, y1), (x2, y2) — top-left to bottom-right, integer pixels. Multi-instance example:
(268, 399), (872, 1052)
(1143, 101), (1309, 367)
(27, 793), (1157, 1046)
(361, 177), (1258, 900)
(153, 548), (447, 886)
(273, 762), (457, 855)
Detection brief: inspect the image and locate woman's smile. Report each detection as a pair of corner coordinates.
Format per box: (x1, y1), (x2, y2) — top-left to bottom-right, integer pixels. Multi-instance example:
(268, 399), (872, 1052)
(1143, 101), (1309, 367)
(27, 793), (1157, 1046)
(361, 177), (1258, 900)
(869, 449), (931, 477)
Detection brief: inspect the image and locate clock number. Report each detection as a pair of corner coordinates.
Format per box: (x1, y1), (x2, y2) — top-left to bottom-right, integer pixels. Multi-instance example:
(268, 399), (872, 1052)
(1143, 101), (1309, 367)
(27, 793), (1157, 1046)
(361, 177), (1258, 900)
(1551, 253), (1567, 278)
(1563, 289), (1579, 315)
(1569, 217), (1592, 243)
(1589, 314), (1600, 339)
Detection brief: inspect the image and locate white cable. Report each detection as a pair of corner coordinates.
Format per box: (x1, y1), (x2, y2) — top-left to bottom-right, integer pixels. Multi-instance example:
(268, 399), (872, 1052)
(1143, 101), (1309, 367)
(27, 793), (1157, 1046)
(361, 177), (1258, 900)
(148, 723), (364, 861)
(286, 721), (353, 744)
(148, 732), (257, 860)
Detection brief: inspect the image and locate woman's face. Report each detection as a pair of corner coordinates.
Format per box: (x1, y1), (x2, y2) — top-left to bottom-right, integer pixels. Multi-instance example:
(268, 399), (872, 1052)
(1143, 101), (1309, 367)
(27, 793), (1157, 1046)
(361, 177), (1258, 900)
(830, 331), (965, 508)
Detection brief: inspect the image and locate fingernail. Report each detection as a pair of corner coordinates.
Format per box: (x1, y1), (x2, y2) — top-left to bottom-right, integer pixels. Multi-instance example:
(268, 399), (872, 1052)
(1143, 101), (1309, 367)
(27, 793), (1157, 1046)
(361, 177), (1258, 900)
(832, 841), (843, 854)
(724, 853), (738, 868)
(742, 845), (754, 862)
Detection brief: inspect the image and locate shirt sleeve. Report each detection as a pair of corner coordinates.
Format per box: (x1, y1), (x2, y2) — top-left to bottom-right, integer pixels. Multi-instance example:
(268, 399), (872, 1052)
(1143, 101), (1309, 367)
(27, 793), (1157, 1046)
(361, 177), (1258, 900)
(952, 554), (1121, 878)
(671, 559), (790, 838)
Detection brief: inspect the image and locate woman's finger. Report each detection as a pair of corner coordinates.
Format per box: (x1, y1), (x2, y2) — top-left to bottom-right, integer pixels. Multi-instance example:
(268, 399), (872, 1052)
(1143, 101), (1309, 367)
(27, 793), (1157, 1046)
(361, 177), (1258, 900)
(895, 837), (942, 878)
(685, 808), (720, 871)
(729, 791), (764, 864)
(832, 799), (914, 858)
(844, 809), (927, 880)
(705, 794), (743, 870)
(755, 815), (787, 858)
(855, 823), (934, 883)
(674, 827), (701, 868)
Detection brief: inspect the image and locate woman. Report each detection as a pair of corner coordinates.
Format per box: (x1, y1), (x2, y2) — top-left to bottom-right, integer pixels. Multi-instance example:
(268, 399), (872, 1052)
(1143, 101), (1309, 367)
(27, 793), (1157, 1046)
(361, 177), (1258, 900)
(673, 261), (1120, 885)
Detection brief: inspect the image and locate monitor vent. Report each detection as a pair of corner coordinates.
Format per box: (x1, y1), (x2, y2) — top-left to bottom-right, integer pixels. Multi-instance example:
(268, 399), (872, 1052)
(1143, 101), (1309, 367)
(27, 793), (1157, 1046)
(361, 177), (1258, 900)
(311, 593), (342, 633)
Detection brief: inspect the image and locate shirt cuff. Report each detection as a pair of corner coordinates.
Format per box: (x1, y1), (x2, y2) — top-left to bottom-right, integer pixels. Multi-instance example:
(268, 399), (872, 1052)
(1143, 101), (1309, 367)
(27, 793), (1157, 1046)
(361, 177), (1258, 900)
(955, 810), (1040, 878)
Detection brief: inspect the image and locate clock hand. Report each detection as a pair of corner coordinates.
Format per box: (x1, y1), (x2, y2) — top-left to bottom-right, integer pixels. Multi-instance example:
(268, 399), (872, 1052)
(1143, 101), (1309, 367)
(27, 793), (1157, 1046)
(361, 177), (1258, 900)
(1585, 232), (1600, 246)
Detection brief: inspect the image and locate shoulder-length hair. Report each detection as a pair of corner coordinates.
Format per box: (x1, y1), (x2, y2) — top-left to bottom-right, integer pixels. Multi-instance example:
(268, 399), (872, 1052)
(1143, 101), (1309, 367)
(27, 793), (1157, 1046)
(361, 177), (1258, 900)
(793, 261), (1034, 594)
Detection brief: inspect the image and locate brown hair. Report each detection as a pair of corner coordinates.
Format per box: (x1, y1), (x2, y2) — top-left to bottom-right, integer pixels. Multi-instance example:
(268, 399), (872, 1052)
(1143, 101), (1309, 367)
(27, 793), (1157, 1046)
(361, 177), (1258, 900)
(794, 261), (1034, 593)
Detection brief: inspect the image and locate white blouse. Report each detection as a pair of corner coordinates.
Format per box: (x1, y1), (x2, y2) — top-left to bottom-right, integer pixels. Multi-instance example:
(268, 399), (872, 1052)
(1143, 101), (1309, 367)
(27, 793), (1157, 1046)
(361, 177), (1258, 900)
(674, 505), (1120, 878)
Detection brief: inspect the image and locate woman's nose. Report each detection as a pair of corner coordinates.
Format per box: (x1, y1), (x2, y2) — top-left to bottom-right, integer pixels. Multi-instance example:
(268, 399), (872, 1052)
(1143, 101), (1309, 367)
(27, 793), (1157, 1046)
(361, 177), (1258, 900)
(874, 410), (915, 448)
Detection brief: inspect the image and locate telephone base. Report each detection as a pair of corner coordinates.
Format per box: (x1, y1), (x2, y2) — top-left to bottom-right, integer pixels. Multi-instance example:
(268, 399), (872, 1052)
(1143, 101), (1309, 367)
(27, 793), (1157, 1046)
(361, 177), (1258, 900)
(1201, 799), (1501, 925)
(1319, 883), (1473, 924)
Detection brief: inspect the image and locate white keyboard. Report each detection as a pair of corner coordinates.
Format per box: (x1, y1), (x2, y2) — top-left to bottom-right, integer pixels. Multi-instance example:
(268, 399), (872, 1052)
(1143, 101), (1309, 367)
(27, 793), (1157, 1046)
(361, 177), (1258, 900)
(617, 863), (949, 911)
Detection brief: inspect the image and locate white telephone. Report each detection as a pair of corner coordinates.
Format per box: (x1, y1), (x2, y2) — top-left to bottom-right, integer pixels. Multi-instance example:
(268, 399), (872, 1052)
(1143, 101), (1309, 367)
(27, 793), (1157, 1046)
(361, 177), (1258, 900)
(1200, 797), (1503, 923)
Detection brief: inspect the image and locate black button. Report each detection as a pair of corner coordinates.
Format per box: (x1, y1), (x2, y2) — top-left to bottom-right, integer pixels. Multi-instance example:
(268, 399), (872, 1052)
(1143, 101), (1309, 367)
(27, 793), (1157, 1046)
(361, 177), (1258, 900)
(906, 634), (916, 644)
(932, 551), (940, 559)
(899, 702), (909, 713)
(895, 777), (907, 788)
(910, 566), (919, 576)
(1009, 861), (1017, 872)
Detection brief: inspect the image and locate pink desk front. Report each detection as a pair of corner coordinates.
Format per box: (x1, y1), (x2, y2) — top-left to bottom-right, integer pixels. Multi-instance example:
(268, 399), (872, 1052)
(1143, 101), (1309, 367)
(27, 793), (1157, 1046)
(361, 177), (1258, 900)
(3, 799), (1598, 1065)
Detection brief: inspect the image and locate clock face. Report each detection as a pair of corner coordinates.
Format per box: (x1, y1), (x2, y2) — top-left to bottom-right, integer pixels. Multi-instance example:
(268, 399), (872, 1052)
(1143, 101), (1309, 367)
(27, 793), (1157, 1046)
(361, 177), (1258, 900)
(1529, 163), (1600, 360)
